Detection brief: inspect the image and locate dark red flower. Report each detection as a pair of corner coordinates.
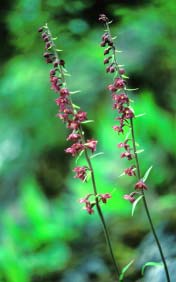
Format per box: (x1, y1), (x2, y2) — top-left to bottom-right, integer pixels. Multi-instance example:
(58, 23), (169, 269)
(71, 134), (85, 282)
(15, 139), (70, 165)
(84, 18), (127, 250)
(66, 132), (81, 141)
(121, 151), (133, 160)
(135, 180), (147, 190)
(85, 139), (97, 153)
(118, 141), (130, 151)
(124, 194), (135, 203)
(113, 125), (124, 134)
(99, 193), (111, 203)
(67, 120), (80, 130)
(60, 88), (70, 97)
(65, 143), (84, 157)
(73, 166), (88, 181)
(122, 107), (134, 119)
(55, 97), (69, 111)
(75, 111), (87, 122)
(99, 14), (109, 23)
(114, 78), (125, 89)
(124, 166), (136, 176)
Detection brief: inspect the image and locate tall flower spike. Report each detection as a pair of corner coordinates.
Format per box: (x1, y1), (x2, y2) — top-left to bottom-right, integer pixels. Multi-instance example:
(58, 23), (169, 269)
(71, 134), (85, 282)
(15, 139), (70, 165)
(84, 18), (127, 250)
(99, 14), (171, 282)
(38, 23), (121, 280)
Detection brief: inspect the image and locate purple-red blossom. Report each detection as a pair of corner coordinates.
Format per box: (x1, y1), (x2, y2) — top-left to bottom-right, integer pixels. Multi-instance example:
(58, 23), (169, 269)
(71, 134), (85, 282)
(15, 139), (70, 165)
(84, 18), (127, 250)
(73, 166), (88, 181)
(124, 166), (136, 176)
(67, 120), (80, 130)
(51, 76), (61, 92)
(112, 93), (129, 105)
(75, 111), (87, 122)
(121, 151), (134, 160)
(135, 180), (148, 190)
(60, 88), (70, 97)
(85, 139), (98, 153)
(118, 141), (130, 151)
(55, 97), (69, 111)
(66, 132), (81, 141)
(122, 107), (134, 119)
(114, 78), (126, 89)
(99, 14), (109, 23)
(99, 193), (111, 203)
(124, 194), (135, 203)
(65, 143), (84, 157)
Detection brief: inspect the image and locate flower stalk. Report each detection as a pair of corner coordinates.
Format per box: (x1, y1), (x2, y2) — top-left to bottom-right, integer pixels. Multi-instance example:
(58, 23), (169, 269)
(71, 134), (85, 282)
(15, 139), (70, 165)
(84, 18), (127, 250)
(38, 24), (120, 281)
(99, 14), (170, 282)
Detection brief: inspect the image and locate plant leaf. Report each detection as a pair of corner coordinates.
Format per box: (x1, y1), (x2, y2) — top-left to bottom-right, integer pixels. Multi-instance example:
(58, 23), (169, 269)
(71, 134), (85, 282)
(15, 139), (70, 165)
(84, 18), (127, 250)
(75, 150), (84, 163)
(142, 166), (153, 182)
(141, 261), (162, 275)
(135, 113), (146, 118)
(119, 260), (134, 281)
(90, 152), (104, 159)
(81, 120), (94, 124)
(135, 149), (144, 154)
(72, 103), (80, 109)
(70, 90), (81, 95)
(132, 195), (143, 216)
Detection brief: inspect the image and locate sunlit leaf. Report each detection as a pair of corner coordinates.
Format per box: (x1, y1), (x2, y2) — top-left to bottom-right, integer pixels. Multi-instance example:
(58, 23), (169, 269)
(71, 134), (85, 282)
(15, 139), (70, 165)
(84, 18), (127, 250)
(70, 90), (81, 95)
(75, 150), (84, 163)
(90, 152), (104, 159)
(132, 195), (143, 216)
(141, 261), (162, 275)
(81, 120), (94, 124)
(119, 260), (134, 281)
(135, 149), (144, 154)
(135, 113), (146, 118)
(72, 103), (80, 109)
(142, 166), (153, 182)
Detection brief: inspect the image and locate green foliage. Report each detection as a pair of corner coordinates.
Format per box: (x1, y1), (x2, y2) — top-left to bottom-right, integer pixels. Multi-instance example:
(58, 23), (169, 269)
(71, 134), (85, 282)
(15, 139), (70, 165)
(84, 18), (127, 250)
(141, 261), (163, 275)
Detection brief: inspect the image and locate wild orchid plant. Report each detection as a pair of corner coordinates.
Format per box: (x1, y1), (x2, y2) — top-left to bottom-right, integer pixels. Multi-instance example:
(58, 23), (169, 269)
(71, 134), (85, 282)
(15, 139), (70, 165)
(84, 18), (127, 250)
(38, 14), (170, 282)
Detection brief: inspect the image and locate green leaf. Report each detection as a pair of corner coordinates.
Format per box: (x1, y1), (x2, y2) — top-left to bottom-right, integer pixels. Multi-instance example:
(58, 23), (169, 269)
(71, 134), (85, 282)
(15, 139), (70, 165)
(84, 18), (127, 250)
(142, 166), (153, 182)
(141, 261), (162, 275)
(56, 49), (63, 52)
(70, 90), (81, 95)
(90, 152), (104, 159)
(119, 260), (134, 281)
(135, 149), (144, 154)
(72, 103), (80, 109)
(125, 87), (139, 91)
(81, 120), (94, 124)
(75, 150), (84, 163)
(135, 113), (146, 118)
(132, 195), (143, 216)
(122, 74), (129, 79)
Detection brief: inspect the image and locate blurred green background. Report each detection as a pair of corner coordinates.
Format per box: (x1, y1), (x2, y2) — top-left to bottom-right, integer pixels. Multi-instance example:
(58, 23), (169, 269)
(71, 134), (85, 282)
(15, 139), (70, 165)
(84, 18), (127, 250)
(0, 0), (176, 281)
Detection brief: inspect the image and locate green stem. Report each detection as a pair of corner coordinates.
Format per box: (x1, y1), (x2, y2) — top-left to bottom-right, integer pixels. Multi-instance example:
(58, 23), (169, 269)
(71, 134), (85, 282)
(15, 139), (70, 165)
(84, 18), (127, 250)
(83, 147), (120, 280)
(130, 118), (170, 282)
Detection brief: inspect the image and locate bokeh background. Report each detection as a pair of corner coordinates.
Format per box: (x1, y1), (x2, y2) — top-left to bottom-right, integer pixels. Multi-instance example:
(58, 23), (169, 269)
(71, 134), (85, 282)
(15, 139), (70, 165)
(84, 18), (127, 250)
(0, 0), (176, 281)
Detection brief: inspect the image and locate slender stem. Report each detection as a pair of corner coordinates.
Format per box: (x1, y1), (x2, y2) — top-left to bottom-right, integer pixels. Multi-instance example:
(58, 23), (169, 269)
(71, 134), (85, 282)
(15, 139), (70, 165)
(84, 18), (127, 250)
(46, 24), (120, 280)
(83, 146), (120, 280)
(130, 118), (170, 282)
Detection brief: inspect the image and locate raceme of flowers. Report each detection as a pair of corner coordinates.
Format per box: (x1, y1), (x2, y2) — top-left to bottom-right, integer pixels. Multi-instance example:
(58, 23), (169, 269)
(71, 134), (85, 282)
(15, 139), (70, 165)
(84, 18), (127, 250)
(38, 25), (111, 214)
(99, 14), (148, 203)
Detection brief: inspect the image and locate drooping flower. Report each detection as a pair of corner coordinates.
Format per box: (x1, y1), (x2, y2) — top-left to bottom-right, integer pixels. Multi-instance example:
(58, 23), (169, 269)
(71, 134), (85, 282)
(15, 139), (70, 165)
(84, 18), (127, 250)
(99, 193), (112, 203)
(135, 180), (148, 190)
(73, 166), (88, 181)
(124, 194), (135, 203)
(124, 166), (136, 176)
(85, 139), (98, 153)
(65, 143), (84, 157)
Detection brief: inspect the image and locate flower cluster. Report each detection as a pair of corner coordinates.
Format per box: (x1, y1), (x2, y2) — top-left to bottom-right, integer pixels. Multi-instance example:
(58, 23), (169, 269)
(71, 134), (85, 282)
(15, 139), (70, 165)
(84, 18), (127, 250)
(79, 193), (111, 214)
(38, 24), (110, 214)
(99, 14), (148, 203)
